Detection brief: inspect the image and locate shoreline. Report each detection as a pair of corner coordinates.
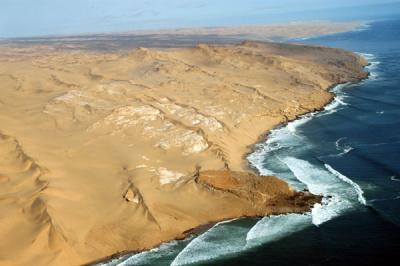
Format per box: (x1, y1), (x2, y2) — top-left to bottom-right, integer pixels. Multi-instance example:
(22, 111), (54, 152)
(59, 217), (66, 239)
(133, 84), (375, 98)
(244, 53), (377, 172)
(243, 80), (358, 176)
(0, 39), (368, 266)
(89, 65), (370, 266)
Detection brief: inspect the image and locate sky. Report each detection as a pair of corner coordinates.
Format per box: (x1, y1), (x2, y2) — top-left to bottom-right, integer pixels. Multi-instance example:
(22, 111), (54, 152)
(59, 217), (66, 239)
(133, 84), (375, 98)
(1, 0), (400, 38)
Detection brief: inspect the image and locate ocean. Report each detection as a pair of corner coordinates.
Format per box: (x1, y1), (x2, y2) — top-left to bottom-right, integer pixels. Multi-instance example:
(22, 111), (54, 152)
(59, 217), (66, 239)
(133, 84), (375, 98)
(101, 19), (400, 266)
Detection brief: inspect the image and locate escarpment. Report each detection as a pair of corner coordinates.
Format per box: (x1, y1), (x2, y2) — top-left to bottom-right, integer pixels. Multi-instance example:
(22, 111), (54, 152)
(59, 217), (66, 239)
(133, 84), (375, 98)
(0, 41), (367, 266)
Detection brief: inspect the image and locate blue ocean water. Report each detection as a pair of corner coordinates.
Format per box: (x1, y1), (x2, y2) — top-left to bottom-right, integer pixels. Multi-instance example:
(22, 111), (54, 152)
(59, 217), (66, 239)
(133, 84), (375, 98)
(101, 19), (400, 266)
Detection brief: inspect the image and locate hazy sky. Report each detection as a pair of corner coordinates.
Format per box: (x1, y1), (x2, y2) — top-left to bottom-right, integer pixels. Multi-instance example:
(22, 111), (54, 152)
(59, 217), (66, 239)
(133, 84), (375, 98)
(1, 0), (400, 38)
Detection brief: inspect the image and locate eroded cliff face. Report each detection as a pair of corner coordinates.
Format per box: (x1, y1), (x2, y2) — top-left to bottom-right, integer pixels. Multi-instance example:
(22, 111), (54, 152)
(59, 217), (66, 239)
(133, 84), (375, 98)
(0, 41), (367, 265)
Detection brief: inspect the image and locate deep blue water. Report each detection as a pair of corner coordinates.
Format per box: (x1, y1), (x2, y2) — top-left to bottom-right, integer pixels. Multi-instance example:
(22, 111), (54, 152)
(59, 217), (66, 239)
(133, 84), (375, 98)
(293, 19), (400, 227)
(102, 19), (400, 266)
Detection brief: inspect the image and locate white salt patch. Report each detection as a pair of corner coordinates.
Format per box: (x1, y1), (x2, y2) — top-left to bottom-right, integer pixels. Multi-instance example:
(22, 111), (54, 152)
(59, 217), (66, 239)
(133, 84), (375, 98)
(156, 130), (208, 154)
(157, 99), (223, 132)
(157, 167), (184, 185)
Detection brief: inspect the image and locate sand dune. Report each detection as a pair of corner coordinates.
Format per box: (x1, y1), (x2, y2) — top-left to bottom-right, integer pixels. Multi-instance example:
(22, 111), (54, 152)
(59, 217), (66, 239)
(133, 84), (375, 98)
(0, 41), (367, 265)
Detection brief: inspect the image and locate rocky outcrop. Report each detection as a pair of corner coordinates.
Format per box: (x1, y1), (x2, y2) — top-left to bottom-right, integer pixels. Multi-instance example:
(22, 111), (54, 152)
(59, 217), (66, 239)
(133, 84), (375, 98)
(197, 170), (321, 215)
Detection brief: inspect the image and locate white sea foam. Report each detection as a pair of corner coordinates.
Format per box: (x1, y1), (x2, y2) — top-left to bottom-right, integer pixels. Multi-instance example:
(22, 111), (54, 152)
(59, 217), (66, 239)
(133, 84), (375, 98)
(297, 36), (311, 41)
(279, 157), (331, 194)
(311, 196), (349, 226)
(97, 255), (131, 266)
(318, 83), (350, 116)
(287, 114), (315, 134)
(279, 157), (359, 225)
(247, 111), (317, 177)
(352, 23), (371, 32)
(245, 214), (311, 247)
(324, 164), (367, 205)
(331, 82), (351, 94)
(115, 241), (177, 266)
(170, 221), (248, 266)
(324, 97), (341, 111)
(359, 53), (375, 60)
(248, 80), (360, 224)
(247, 79), (366, 226)
(339, 146), (354, 156)
(369, 71), (379, 80)
(171, 213), (313, 265)
(334, 137), (354, 156)
(247, 151), (276, 176)
(356, 52), (380, 80)
(335, 96), (348, 106)
(335, 137), (346, 150)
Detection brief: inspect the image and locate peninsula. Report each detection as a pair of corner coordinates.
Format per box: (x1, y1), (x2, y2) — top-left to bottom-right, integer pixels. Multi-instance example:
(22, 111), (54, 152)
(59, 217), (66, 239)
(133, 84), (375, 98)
(0, 35), (367, 265)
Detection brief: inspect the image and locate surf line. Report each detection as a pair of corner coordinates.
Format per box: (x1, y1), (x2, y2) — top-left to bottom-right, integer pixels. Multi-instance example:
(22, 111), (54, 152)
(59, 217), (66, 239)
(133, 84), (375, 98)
(324, 164), (367, 205)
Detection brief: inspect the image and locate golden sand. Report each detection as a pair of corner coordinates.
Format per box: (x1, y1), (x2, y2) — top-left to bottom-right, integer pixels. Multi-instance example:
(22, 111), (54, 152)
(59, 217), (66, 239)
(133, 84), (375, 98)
(0, 39), (367, 265)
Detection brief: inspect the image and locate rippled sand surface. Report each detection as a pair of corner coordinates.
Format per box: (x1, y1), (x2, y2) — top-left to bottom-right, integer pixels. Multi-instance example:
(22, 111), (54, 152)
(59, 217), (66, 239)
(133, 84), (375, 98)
(0, 39), (366, 265)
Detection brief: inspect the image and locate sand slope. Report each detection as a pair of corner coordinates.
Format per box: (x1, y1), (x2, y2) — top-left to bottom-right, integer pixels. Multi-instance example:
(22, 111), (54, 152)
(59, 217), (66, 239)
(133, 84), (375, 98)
(0, 41), (367, 265)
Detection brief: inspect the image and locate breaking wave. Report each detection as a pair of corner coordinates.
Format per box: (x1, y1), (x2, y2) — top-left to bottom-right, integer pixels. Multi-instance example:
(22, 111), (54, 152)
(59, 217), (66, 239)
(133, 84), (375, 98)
(335, 137), (354, 156)
(391, 176), (400, 182)
(170, 220), (247, 266)
(352, 23), (371, 32)
(97, 239), (190, 266)
(115, 241), (181, 266)
(357, 52), (380, 80)
(245, 214), (311, 247)
(324, 164), (367, 205)
(287, 114), (315, 134)
(278, 157), (358, 225)
(170, 214), (315, 265)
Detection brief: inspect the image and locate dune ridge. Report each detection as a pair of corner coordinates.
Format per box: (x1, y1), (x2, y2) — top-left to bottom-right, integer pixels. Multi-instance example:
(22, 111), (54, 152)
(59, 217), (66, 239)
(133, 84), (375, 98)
(0, 40), (367, 265)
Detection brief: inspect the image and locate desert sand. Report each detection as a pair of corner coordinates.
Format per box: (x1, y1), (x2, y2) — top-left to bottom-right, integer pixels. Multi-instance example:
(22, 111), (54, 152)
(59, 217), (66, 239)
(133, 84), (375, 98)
(0, 38), (367, 266)
(127, 21), (363, 39)
(3, 21), (363, 51)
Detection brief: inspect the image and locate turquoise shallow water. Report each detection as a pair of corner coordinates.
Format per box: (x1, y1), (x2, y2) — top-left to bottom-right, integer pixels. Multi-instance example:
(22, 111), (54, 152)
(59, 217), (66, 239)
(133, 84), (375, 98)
(101, 19), (400, 266)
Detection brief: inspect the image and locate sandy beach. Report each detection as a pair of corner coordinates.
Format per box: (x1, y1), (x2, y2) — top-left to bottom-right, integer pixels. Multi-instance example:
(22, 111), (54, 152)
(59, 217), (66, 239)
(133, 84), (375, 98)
(0, 29), (367, 265)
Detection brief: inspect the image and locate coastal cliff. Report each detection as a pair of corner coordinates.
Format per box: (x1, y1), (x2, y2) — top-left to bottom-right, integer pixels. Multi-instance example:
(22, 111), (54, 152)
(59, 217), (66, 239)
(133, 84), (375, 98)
(0, 41), (367, 266)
